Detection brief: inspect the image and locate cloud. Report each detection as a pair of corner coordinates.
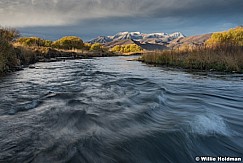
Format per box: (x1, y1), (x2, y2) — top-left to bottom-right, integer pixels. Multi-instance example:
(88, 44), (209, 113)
(0, 0), (154, 27)
(1, 0), (243, 40)
(0, 0), (67, 27)
(1, 0), (242, 27)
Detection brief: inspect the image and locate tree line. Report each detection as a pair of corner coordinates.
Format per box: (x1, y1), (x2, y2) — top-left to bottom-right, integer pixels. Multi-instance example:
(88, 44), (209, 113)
(206, 26), (243, 47)
(0, 27), (112, 75)
(16, 36), (106, 51)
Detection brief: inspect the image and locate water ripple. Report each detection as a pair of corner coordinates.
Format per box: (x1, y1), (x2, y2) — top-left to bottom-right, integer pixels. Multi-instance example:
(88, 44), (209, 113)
(0, 56), (243, 163)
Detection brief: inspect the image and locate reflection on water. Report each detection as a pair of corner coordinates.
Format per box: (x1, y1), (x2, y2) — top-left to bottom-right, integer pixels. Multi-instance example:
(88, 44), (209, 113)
(0, 56), (243, 163)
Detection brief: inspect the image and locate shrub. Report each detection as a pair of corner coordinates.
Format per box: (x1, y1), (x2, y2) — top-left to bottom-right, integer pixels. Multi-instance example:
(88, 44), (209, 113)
(83, 43), (92, 51)
(0, 30), (19, 74)
(0, 27), (20, 42)
(16, 37), (53, 47)
(15, 46), (37, 65)
(52, 36), (84, 50)
(111, 44), (143, 53)
(90, 43), (103, 51)
(206, 27), (243, 47)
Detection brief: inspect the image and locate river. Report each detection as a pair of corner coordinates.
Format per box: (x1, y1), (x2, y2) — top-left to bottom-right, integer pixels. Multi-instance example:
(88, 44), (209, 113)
(0, 56), (243, 163)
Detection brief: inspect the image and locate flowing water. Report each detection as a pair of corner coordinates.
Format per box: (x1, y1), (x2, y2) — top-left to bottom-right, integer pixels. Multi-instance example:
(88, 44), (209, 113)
(0, 56), (243, 163)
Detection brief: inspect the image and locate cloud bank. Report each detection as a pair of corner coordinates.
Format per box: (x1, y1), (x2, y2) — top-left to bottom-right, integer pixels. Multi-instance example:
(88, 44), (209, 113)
(1, 0), (242, 40)
(1, 0), (242, 27)
(0, 0), (157, 27)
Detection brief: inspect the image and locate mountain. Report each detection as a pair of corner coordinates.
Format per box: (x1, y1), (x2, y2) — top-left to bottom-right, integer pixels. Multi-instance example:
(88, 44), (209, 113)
(169, 32), (185, 39)
(135, 41), (168, 51)
(105, 39), (136, 48)
(143, 33), (168, 39)
(89, 31), (185, 44)
(168, 33), (212, 49)
(89, 31), (214, 51)
(89, 36), (112, 44)
(110, 32), (143, 40)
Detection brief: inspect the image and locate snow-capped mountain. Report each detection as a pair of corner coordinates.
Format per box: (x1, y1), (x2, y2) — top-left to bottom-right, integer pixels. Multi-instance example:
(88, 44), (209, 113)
(169, 32), (185, 39)
(89, 31), (185, 44)
(142, 33), (168, 39)
(109, 32), (143, 40)
(89, 36), (112, 44)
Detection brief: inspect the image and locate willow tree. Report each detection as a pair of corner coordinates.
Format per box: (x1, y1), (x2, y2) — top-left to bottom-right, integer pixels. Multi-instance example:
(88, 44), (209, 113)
(206, 27), (243, 47)
(16, 37), (52, 47)
(90, 43), (103, 51)
(52, 36), (84, 50)
(0, 27), (19, 73)
(111, 44), (143, 53)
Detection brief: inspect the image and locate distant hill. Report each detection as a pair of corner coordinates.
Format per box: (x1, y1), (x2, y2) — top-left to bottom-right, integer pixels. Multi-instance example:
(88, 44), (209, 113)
(89, 36), (112, 44)
(104, 39), (136, 48)
(135, 41), (168, 51)
(168, 33), (212, 49)
(104, 39), (168, 51)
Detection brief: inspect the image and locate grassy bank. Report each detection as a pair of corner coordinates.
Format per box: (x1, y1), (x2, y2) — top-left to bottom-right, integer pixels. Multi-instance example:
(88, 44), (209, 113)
(140, 27), (243, 73)
(140, 46), (243, 73)
(0, 27), (116, 76)
(0, 45), (115, 76)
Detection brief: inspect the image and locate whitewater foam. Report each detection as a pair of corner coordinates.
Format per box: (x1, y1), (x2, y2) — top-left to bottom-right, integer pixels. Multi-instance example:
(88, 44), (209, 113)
(190, 113), (232, 136)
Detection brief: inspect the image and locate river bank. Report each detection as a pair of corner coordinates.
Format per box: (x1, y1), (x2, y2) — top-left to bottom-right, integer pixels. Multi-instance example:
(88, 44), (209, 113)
(0, 27), (120, 76)
(140, 46), (243, 73)
(0, 45), (143, 77)
(0, 44), (118, 77)
(140, 27), (243, 73)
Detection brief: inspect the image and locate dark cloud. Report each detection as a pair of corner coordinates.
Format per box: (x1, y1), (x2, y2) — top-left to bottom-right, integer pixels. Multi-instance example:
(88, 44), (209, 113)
(150, 0), (243, 18)
(1, 0), (242, 40)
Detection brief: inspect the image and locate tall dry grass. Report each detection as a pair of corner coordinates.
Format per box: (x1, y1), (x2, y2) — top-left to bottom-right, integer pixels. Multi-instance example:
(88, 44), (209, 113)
(141, 45), (243, 72)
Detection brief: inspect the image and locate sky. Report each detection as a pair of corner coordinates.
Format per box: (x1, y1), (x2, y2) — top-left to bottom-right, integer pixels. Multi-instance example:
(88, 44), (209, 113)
(0, 0), (243, 41)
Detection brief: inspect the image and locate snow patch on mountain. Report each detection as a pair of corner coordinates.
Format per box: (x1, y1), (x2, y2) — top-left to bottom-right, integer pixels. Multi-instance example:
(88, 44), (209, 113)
(169, 32), (185, 39)
(89, 31), (185, 44)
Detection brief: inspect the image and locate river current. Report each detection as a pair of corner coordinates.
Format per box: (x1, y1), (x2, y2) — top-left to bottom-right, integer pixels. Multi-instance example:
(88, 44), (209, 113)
(0, 56), (243, 163)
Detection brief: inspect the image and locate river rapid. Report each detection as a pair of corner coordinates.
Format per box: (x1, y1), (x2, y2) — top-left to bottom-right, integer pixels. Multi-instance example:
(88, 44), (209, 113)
(0, 56), (243, 163)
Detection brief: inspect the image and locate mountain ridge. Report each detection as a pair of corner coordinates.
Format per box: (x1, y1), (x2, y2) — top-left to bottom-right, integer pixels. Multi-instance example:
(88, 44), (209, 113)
(89, 31), (185, 44)
(88, 31), (214, 51)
